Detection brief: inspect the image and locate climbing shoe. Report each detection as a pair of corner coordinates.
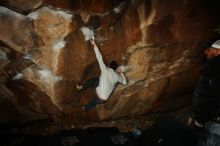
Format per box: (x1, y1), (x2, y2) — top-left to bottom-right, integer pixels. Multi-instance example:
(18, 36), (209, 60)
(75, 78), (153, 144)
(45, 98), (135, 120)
(76, 84), (83, 90)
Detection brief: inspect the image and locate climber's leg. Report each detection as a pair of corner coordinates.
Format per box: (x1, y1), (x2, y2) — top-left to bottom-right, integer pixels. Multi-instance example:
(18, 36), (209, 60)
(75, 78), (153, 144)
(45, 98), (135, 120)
(76, 77), (99, 90)
(83, 95), (104, 112)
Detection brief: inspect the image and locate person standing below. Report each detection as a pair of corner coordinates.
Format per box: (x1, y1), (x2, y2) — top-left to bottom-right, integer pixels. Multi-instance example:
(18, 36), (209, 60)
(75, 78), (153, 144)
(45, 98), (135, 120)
(76, 38), (127, 112)
(191, 40), (220, 127)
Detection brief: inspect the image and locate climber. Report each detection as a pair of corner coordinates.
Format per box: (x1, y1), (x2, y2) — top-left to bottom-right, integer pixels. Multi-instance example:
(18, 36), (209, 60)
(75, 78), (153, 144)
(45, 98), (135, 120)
(189, 40), (220, 127)
(76, 37), (127, 112)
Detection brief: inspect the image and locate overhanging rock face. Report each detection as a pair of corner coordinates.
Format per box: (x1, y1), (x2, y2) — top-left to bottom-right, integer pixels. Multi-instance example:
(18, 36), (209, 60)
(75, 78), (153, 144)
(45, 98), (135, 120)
(0, 0), (220, 125)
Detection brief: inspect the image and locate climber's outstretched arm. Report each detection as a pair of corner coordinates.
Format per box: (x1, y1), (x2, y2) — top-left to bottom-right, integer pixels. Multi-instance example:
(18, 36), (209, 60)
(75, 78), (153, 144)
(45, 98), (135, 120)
(90, 39), (107, 72)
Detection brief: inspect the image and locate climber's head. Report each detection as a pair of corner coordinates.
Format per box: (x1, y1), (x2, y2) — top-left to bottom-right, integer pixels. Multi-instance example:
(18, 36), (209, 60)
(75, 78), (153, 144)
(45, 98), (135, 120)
(109, 60), (118, 70)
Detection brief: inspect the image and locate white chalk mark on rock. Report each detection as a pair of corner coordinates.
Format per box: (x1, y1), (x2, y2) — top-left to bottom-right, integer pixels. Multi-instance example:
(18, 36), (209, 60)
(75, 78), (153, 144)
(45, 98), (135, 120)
(52, 39), (66, 51)
(0, 49), (7, 61)
(37, 68), (62, 85)
(12, 73), (24, 80)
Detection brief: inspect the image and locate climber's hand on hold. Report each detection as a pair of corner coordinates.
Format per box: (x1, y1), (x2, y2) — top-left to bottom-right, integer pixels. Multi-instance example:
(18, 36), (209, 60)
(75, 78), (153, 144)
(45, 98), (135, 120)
(90, 37), (96, 47)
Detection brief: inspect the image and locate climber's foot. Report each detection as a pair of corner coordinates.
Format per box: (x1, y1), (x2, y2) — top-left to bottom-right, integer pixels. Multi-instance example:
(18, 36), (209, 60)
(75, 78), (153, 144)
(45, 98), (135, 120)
(82, 106), (86, 112)
(76, 84), (83, 90)
(194, 120), (204, 128)
(187, 116), (204, 128)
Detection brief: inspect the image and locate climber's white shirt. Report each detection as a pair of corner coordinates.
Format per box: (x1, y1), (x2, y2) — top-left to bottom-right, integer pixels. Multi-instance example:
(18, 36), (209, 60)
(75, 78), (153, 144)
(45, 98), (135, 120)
(93, 46), (127, 100)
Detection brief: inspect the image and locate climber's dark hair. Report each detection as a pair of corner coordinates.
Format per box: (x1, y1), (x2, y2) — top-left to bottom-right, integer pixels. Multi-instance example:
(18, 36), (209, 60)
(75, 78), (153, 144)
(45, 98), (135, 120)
(109, 61), (118, 70)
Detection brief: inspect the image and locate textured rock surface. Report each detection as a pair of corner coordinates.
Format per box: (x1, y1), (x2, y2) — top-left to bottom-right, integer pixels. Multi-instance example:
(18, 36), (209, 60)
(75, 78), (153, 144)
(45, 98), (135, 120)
(0, 0), (220, 130)
(0, 7), (40, 54)
(7, 0), (43, 12)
